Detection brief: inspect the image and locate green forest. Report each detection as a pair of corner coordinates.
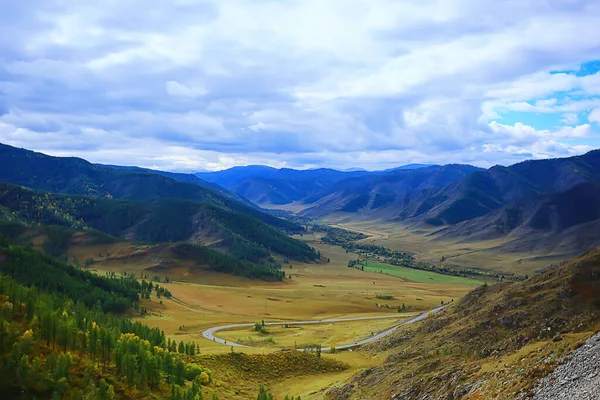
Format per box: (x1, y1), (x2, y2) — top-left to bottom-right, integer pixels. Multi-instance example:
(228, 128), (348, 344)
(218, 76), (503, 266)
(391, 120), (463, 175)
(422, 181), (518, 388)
(0, 184), (317, 267)
(0, 236), (302, 399)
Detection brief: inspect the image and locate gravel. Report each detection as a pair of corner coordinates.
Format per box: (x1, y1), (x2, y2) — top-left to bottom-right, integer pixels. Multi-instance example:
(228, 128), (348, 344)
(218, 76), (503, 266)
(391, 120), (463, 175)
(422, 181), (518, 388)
(531, 332), (600, 400)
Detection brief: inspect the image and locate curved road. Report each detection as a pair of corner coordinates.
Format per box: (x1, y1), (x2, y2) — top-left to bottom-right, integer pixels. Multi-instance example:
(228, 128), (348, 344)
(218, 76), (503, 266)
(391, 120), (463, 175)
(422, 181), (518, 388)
(202, 303), (448, 352)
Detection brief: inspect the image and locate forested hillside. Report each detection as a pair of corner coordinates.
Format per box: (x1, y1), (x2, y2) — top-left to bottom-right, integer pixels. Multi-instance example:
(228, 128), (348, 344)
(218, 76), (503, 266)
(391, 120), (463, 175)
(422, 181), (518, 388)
(0, 237), (312, 399)
(96, 164), (243, 203)
(0, 237), (212, 399)
(0, 143), (296, 231)
(0, 184), (317, 264)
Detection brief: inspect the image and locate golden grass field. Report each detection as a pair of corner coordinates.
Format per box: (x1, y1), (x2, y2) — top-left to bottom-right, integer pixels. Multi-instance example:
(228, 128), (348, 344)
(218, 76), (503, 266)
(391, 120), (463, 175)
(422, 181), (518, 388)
(64, 228), (482, 398)
(218, 315), (412, 348)
(317, 218), (566, 276)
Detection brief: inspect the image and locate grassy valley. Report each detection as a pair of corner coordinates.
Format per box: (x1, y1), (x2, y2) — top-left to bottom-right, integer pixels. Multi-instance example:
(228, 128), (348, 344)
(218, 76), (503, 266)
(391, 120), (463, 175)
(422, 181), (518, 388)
(3, 145), (600, 399)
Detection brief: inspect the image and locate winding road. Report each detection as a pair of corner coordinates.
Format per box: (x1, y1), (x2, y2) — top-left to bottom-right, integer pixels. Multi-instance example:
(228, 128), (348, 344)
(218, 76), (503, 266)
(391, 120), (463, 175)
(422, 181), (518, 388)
(202, 303), (448, 352)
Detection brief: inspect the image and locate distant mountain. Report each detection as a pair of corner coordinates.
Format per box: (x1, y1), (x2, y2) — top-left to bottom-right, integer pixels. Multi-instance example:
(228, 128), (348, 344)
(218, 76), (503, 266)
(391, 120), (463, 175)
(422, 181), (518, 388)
(299, 164), (482, 219)
(195, 165), (278, 187)
(0, 143), (289, 229)
(299, 150), (600, 229)
(197, 166), (370, 205)
(383, 163), (439, 171)
(424, 149), (600, 226)
(194, 163), (442, 206)
(341, 167), (367, 172)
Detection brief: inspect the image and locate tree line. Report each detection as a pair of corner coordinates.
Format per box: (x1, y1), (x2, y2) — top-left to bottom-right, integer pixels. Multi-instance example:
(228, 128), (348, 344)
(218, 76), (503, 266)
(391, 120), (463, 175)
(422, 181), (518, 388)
(0, 236), (303, 399)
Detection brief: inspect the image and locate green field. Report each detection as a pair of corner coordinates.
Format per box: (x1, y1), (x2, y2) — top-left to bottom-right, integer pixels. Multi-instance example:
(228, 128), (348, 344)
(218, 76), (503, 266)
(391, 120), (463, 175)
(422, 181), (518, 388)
(358, 261), (486, 285)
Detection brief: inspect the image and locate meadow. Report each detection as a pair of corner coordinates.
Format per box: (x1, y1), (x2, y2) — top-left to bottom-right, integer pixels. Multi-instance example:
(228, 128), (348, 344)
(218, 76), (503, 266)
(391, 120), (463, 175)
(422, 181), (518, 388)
(217, 315), (412, 348)
(319, 218), (564, 276)
(355, 260), (486, 285)
(66, 229), (480, 398)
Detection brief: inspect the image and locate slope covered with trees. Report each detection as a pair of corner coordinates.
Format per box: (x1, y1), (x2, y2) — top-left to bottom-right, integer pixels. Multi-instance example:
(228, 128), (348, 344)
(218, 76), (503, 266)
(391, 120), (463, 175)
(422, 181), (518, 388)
(0, 184), (317, 265)
(0, 237), (214, 399)
(0, 236), (335, 399)
(0, 143), (298, 232)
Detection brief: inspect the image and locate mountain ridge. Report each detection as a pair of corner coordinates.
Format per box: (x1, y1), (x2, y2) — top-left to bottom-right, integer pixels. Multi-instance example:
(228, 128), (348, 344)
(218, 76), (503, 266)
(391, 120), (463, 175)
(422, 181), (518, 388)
(0, 143), (295, 230)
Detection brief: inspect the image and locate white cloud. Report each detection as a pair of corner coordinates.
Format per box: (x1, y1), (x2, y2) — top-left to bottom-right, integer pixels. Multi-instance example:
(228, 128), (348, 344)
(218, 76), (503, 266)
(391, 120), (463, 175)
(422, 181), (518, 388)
(165, 81), (208, 98)
(1, 0), (599, 170)
(561, 113), (578, 125)
(590, 108), (600, 124)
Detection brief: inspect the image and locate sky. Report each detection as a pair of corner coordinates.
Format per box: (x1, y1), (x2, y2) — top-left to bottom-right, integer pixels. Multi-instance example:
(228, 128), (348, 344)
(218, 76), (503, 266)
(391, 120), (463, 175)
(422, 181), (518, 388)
(1, 0), (600, 172)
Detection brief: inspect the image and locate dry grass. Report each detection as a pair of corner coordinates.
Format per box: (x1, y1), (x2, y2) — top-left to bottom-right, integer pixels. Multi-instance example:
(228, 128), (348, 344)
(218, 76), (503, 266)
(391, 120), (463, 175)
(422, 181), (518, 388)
(327, 247), (600, 399)
(218, 316), (412, 348)
(66, 230), (480, 397)
(322, 219), (565, 276)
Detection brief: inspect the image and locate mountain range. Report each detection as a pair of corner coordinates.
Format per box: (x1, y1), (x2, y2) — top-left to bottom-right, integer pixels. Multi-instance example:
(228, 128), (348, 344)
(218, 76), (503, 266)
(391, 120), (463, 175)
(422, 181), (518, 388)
(5, 142), (600, 265)
(0, 144), (318, 276)
(194, 149), (600, 258)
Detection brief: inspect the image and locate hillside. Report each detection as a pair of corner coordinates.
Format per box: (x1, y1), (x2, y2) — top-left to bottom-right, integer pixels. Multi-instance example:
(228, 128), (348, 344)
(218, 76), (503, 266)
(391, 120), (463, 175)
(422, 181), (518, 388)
(299, 165), (481, 219)
(0, 183), (318, 264)
(425, 149), (600, 225)
(433, 182), (600, 256)
(0, 143), (291, 230)
(0, 238), (322, 399)
(328, 246), (600, 399)
(196, 166), (370, 205)
(292, 150), (600, 228)
(293, 151), (600, 267)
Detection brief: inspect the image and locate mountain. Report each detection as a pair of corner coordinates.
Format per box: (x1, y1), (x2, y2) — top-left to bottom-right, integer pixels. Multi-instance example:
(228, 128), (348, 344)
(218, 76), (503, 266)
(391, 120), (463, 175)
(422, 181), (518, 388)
(195, 164), (440, 206)
(294, 150), (600, 259)
(294, 150), (600, 226)
(0, 143), (320, 270)
(329, 246), (600, 399)
(425, 150), (600, 225)
(432, 182), (600, 256)
(298, 164), (482, 219)
(383, 163), (439, 171)
(197, 166), (370, 205)
(0, 183), (317, 263)
(195, 165), (278, 187)
(341, 167), (367, 172)
(0, 143), (295, 230)
(96, 163), (253, 206)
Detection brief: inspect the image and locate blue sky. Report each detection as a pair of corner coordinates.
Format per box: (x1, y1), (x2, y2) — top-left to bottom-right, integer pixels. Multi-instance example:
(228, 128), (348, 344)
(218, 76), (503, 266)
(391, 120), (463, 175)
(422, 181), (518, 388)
(1, 0), (600, 171)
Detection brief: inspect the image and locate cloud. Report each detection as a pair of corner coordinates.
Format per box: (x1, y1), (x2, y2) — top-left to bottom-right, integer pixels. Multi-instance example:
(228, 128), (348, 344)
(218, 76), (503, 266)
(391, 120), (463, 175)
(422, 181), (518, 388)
(0, 0), (600, 171)
(166, 81), (208, 98)
(590, 108), (600, 124)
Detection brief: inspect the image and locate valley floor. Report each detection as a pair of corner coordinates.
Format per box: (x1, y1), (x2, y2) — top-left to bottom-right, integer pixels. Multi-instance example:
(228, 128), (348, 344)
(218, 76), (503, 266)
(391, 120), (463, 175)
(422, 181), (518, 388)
(324, 218), (569, 276)
(79, 233), (475, 398)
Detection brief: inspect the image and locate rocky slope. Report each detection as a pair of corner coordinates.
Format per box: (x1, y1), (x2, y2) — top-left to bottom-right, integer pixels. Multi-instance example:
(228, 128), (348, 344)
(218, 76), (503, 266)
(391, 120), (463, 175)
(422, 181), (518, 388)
(531, 332), (600, 400)
(326, 247), (600, 400)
